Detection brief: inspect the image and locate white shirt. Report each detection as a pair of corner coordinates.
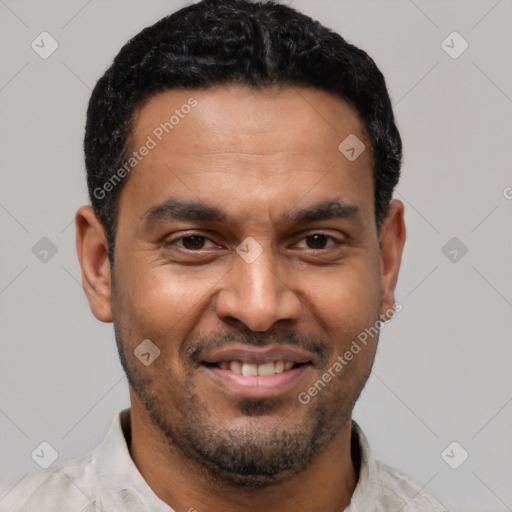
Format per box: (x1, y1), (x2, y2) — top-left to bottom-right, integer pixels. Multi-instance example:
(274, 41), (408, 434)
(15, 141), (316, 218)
(0, 408), (447, 511)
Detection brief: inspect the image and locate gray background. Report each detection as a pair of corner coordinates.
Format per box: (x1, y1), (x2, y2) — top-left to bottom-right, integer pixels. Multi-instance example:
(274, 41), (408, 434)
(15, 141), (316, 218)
(1, 0), (511, 510)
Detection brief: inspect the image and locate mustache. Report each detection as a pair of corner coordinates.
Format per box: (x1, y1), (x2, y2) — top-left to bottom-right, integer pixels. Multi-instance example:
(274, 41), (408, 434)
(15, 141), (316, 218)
(184, 328), (332, 368)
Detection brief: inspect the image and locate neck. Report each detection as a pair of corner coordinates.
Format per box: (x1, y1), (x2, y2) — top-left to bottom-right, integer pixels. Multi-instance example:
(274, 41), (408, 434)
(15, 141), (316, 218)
(129, 395), (358, 512)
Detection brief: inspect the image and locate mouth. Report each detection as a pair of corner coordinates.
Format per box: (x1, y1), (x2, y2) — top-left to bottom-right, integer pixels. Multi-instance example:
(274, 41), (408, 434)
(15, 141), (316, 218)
(202, 360), (309, 376)
(199, 346), (314, 399)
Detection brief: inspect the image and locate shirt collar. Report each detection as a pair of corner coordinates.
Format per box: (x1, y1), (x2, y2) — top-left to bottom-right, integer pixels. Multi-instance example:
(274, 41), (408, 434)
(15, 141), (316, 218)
(84, 408), (173, 511)
(345, 420), (379, 510)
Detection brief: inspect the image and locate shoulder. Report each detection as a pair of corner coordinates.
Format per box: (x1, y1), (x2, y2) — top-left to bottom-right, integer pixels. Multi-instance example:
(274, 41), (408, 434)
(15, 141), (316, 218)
(373, 460), (448, 511)
(0, 410), (130, 512)
(349, 421), (447, 511)
(0, 451), (99, 512)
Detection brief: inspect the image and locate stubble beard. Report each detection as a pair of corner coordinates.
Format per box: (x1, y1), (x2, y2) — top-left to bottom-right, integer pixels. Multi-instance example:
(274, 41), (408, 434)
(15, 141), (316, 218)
(115, 328), (374, 489)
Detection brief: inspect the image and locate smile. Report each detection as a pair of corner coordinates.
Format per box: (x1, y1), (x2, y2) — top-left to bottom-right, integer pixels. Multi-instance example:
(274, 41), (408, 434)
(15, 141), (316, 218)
(204, 360), (303, 376)
(199, 345), (314, 399)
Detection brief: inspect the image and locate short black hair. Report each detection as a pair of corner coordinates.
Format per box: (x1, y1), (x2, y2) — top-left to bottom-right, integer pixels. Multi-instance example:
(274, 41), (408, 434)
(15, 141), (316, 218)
(84, 0), (402, 264)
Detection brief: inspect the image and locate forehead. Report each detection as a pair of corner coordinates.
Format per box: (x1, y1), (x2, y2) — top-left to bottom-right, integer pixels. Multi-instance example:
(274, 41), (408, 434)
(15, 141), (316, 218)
(133, 85), (367, 155)
(119, 85), (374, 228)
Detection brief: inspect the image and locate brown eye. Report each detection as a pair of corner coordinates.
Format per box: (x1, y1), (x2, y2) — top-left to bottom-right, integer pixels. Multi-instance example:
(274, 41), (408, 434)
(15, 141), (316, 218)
(305, 234), (330, 249)
(180, 235), (207, 250)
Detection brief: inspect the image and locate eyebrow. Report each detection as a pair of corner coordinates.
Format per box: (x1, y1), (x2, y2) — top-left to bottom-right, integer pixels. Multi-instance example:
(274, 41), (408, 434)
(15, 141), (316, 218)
(142, 199), (227, 227)
(141, 197), (360, 230)
(285, 198), (360, 224)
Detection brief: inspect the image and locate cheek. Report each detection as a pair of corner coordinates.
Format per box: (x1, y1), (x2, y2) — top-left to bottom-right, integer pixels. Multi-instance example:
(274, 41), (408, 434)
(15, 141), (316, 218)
(307, 264), (381, 405)
(308, 255), (382, 338)
(112, 261), (219, 351)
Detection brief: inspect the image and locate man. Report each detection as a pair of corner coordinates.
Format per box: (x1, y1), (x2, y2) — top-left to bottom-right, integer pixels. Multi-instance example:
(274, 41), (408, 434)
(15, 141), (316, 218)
(0, 0), (446, 510)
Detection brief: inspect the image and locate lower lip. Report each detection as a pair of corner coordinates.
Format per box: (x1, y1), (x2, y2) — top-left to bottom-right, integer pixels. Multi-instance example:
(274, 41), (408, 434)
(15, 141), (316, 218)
(201, 364), (311, 399)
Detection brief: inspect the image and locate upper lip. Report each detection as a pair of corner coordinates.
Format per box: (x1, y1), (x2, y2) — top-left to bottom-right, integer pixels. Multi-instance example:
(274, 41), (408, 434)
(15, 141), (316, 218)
(201, 345), (314, 366)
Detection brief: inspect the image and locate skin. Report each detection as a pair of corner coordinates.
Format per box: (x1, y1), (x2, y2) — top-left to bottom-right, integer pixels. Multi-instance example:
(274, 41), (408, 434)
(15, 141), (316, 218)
(76, 85), (405, 511)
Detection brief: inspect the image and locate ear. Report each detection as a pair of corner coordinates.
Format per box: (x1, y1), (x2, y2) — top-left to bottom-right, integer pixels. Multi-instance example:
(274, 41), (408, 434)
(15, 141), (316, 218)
(378, 199), (406, 321)
(75, 206), (113, 323)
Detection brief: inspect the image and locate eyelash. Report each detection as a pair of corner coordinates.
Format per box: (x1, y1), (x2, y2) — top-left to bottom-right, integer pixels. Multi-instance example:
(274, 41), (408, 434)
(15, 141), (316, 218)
(165, 232), (344, 251)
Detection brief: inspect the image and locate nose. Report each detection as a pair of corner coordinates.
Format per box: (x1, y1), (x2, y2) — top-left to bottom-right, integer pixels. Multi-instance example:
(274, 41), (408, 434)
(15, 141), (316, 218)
(215, 244), (302, 332)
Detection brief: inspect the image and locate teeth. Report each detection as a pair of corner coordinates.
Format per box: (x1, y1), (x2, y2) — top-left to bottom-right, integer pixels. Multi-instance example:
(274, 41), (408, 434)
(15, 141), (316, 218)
(257, 362), (275, 377)
(218, 360), (298, 376)
(241, 363), (258, 376)
(229, 361), (242, 374)
(274, 360), (284, 373)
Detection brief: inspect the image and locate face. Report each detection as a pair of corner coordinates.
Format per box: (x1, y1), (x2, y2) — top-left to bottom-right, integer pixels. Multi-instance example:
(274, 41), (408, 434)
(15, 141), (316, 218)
(79, 85), (405, 487)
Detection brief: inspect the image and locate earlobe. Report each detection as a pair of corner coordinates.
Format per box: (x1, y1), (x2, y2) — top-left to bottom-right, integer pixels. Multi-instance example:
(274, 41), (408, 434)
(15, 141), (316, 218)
(75, 206), (113, 323)
(378, 199), (406, 321)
